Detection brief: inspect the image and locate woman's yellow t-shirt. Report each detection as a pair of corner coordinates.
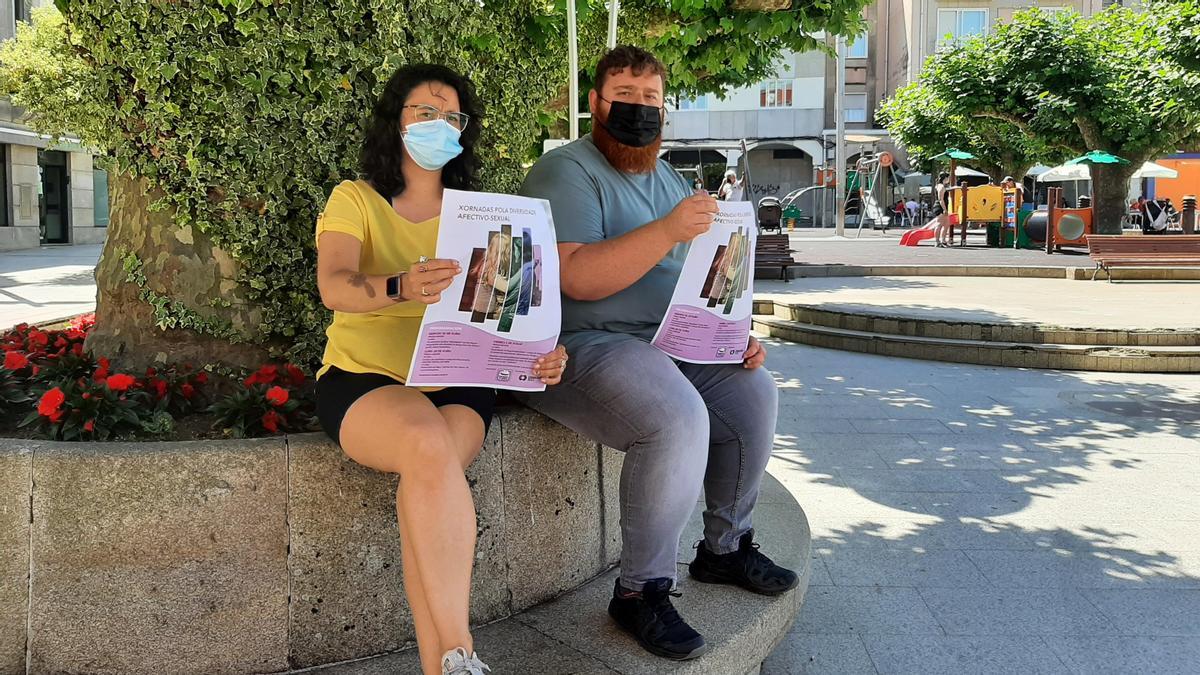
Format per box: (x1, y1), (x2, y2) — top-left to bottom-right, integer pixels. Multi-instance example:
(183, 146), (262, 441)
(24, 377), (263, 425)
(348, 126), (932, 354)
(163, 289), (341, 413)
(315, 179), (440, 388)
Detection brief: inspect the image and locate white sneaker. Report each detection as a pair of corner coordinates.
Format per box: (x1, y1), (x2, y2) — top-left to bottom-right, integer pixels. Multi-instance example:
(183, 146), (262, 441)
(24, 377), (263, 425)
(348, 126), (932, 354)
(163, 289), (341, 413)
(441, 646), (491, 675)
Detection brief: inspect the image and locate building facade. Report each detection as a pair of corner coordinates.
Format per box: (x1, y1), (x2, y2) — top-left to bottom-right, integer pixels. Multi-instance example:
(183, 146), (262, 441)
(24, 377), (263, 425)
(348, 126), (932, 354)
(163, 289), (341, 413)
(0, 1), (108, 251)
(829, 0), (1116, 172)
(661, 48), (828, 205)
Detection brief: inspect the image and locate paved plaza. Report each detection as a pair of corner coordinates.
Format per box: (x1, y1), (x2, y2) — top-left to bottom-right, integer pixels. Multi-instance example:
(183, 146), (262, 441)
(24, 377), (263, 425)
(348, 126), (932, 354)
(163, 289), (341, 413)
(759, 339), (1200, 674)
(0, 244), (101, 330)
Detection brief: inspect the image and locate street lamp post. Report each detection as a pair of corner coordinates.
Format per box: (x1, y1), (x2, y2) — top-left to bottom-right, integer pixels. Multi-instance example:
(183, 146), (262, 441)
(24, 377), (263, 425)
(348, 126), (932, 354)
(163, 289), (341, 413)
(835, 35), (847, 237)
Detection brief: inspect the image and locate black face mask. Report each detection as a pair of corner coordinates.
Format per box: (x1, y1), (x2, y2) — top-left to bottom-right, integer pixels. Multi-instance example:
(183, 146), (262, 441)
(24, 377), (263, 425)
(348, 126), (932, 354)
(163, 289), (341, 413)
(597, 98), (663, 148)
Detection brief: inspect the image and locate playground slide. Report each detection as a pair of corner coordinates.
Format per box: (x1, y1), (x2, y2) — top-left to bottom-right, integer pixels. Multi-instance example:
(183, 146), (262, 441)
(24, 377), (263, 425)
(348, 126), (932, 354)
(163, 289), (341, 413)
(899, 215), (958, 246)
(899, 222), (936, 246)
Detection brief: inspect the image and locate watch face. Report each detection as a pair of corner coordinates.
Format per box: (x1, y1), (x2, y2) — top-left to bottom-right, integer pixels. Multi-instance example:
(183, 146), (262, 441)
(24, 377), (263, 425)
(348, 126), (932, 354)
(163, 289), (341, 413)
(387, 274), (400, 299)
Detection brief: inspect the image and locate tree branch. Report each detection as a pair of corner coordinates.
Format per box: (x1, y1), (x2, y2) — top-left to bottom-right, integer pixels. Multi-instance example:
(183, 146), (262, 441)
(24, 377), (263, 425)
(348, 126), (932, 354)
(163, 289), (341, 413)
(971, 110), (1080, 154)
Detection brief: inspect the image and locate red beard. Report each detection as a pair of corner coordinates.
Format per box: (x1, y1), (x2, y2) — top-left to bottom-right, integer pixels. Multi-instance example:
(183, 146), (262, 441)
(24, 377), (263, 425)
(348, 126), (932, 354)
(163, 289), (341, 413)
(592, 112), (663, 174)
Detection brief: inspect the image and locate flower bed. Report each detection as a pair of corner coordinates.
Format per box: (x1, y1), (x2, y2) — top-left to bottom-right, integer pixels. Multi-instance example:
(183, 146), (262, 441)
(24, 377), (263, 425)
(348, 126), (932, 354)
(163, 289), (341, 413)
(1, 315), (317, 441)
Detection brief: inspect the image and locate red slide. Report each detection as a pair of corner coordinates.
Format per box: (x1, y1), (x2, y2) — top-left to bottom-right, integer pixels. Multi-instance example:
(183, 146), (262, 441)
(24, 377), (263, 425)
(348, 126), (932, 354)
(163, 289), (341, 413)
(900, 221), (937, 246)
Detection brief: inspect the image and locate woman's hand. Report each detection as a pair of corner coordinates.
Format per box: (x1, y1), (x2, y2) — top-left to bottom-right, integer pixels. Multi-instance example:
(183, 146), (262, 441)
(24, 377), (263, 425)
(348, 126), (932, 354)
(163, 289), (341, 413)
(532, 345), (569, 385)
(743, 336), (766, 369)
(402, 258), (461, 304)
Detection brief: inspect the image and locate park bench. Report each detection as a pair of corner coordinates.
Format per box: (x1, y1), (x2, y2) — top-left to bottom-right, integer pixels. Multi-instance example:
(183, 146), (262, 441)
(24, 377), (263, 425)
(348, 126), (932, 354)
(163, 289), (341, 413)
(756, 232), (797, 281)
(1086, 234), (1200, 281)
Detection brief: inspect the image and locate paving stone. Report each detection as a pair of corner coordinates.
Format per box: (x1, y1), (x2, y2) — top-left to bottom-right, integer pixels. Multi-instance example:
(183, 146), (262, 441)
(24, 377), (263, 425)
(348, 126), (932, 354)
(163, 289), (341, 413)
(0, 441), (33, 675)
(1042, 635), (1200, 675)
(1081, 589), (1200, 636)
(791, 586), (942, 635)
(862, 634), (1066, 675)
(500, 410), (606, 610)
(919, 587), (1119, 636)
(762, 633), (877, 675)
(966, 548), (1200, 590)
(30, 438), (289, 675)
(820, 545), (988, 588)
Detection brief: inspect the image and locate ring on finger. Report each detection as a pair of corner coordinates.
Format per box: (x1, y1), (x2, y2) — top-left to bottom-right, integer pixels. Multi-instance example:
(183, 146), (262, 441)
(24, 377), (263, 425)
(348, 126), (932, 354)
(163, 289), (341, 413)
(419, 265), (427, 273)
(421, 285), (430, 297)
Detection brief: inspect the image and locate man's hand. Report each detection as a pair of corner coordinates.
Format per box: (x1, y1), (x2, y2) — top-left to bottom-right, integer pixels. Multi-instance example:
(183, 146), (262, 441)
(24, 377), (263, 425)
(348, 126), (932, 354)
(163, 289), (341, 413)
(656, 193), (718, 244)
(743, 336), (766, 369)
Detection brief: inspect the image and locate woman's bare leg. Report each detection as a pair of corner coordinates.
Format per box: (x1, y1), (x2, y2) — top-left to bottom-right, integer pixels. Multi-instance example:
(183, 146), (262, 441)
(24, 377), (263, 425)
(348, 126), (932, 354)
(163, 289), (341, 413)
(340, 387), (485, 671)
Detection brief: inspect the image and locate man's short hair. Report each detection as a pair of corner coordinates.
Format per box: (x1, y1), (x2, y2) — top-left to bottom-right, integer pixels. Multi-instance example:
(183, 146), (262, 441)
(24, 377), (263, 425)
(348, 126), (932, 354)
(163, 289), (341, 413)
(595, 46), (666, 93)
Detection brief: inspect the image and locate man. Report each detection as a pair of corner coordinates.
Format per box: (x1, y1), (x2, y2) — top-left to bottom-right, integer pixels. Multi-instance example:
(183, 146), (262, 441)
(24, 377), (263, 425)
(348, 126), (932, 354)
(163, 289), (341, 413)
(718, 169), (745, 201)
(517, 46), (797, 661)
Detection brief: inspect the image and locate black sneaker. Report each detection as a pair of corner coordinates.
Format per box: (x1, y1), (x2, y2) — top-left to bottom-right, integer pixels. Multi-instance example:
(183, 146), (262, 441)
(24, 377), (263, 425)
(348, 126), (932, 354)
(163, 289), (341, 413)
(607, 578), (708, 661)
(688, 529), (799, 596)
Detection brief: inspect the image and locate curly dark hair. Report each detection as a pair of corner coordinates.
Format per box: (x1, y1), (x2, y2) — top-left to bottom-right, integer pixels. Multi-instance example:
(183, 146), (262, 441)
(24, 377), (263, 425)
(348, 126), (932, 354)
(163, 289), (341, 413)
(595, 45), (666, 92)
(360, 64), (483, 199)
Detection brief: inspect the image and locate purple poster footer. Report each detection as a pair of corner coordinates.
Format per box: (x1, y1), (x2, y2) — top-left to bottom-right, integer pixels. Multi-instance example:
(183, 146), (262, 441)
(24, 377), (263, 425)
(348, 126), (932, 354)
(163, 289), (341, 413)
(652, 305), (749, 364)
(409, 322), (557, 391)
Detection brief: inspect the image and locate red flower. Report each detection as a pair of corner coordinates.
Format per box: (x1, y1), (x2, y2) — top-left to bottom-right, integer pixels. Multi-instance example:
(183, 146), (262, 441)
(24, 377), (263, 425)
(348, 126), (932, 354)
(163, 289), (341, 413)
(181, 383), (195, 399)
(30, 365), (39, 377)
(285, 364), (306, 386)
(261, 410), (281, 433)
(244, 364), (279, 387)
(54, 336), (67, 349)
(3, 351), (28, 370)
(64, 328), (86, 341)
(145, 367), (157, 377)
(83, 420), (95, 433)
(265, 386), (289, 406)
(194, 372), (209, 385)
(82, 392), (90, 400)
(71, 343), (84, 356)
(152, 379), (168, 399)
(93, 357), (110, 382)
(28, 331), (48, 348)
(37, 387), (65, 418)
(106, 373), (136, 392)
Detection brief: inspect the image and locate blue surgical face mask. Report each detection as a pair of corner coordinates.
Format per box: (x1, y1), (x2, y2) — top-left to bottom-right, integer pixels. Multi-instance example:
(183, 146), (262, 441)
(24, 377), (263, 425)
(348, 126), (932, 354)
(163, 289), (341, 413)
(402, 119), (464, 171)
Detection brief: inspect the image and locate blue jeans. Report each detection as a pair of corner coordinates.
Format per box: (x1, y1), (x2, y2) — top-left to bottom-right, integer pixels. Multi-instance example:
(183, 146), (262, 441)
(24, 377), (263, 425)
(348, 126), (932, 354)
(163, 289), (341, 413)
(515, 335), (778, 588)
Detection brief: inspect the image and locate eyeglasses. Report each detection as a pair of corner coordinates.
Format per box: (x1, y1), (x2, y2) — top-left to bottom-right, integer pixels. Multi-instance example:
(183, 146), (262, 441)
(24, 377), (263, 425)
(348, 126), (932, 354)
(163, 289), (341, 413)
(403, 104), (470, 131)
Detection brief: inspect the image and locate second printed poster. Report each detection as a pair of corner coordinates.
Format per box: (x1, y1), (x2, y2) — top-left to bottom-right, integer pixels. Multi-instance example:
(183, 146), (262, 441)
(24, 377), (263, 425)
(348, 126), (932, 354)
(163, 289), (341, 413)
(651, 201), (757, 364)
(406, 189), (561, 391)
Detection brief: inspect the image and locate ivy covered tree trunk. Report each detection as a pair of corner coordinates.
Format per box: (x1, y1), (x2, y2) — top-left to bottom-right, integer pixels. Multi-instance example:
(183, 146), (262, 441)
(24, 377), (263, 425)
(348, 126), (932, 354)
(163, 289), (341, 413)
(1091, 163), (1138, 235)
(86, 172), (269, 369)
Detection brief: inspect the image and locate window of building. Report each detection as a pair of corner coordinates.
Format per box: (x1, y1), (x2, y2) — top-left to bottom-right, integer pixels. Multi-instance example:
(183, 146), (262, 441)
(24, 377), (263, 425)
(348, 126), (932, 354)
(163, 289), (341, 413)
(93, 167), (110, 227)
(677, 96), (708, 111)
(844, 93), (868, 123)
(937, 9), (988, 46)
(13, 0), (30, 25)
(759, 80), (793, 108)
(0, 145), (8, 227)
(847, 31), (868, 59)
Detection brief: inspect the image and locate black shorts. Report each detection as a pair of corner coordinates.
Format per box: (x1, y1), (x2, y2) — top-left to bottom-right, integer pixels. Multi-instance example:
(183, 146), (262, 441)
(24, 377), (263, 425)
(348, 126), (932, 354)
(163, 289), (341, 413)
(316, 366), (496, 447)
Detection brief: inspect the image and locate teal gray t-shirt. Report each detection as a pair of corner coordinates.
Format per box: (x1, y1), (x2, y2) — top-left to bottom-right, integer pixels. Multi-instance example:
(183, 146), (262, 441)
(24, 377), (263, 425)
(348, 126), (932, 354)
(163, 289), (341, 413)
(519, 135), (691, 351)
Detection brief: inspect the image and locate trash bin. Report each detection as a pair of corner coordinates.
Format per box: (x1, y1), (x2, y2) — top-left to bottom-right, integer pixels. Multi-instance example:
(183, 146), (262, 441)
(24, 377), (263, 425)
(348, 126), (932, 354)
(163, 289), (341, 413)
(782, 205), (802, 231)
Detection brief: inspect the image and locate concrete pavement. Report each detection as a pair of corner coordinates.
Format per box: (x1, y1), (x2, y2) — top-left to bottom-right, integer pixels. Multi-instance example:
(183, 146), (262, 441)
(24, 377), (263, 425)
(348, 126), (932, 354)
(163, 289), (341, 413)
(0, 244), (101, 330)
(759, 338), (1200, 674)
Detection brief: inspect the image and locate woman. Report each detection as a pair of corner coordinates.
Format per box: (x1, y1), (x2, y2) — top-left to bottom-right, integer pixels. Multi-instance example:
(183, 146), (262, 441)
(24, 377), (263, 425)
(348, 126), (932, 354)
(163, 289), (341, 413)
(717, 169), (744, 201)
(933, 172), (953, 247)
(314, 64), (568, 675)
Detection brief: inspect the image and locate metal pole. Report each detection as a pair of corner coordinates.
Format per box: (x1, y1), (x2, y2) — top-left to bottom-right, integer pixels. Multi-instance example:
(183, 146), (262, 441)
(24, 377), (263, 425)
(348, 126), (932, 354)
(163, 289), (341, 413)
(607, 0), (620, 49)
(568, 0), (580, 140)
(835, 36), (847, 237)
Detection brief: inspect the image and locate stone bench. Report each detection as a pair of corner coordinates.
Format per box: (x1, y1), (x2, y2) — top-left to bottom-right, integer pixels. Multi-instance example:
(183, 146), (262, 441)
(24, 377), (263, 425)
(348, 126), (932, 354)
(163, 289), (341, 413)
(1, 407), (809, 674)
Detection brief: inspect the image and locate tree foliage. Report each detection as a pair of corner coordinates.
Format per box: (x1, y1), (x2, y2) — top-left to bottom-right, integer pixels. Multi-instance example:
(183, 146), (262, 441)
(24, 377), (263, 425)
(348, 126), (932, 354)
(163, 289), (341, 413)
(877, 81), (1061, 181)
(897, 5), (1200, 232)
(0, 0), (870, 364)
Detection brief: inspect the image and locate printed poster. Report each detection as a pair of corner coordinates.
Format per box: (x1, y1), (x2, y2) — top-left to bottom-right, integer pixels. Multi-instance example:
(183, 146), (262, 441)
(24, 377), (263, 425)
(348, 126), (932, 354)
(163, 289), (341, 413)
(406, 189), (561, 391)
(651, 201), (757, 364)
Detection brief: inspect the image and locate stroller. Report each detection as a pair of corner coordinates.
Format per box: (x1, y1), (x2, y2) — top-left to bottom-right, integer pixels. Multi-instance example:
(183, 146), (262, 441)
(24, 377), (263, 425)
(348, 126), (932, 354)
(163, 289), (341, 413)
(757, 196), (782, 232)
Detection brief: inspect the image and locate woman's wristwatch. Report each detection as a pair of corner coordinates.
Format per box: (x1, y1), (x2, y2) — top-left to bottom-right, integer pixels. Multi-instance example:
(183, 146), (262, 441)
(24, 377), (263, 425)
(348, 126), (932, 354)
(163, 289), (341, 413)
(385, 272), (407, 301)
